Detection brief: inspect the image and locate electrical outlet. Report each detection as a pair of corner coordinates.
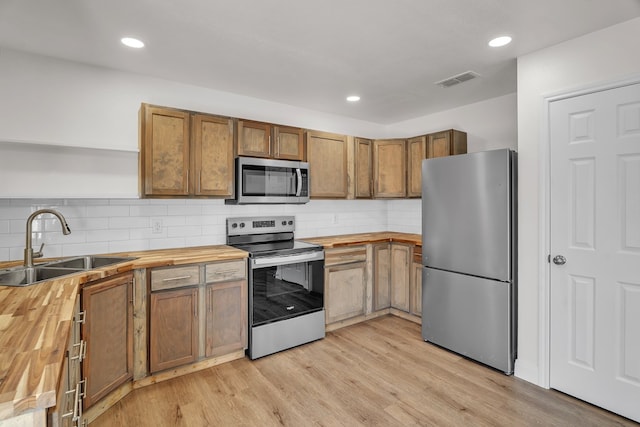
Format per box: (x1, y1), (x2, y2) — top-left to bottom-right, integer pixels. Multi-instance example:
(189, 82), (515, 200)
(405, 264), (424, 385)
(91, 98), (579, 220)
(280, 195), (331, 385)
(151, 218), (163, 234)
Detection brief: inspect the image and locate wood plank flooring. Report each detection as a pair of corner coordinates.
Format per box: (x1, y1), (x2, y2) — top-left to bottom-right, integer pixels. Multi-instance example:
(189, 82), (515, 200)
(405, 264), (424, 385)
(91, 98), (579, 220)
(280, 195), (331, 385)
(91, 315), (636, 426)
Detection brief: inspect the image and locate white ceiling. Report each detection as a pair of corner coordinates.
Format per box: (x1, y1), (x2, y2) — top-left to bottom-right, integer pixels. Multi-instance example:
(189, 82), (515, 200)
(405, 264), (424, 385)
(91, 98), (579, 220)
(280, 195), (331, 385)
(1, 0), (640, 124)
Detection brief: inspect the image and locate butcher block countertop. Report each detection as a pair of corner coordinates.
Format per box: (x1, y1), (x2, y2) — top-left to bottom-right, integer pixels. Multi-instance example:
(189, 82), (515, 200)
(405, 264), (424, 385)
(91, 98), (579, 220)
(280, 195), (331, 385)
(304, 232), (421, 248)
(0, 245), (248, 421)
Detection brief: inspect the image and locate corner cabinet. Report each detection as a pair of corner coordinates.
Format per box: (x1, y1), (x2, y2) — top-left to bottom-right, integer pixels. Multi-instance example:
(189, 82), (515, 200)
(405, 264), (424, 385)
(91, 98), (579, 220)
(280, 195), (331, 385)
(306, 130), (349, 198)
(81, 272), (134, 409)
(390, 244), (411, 312)
(354, 138), (373, 198)
(237, 119), (304, 161)
(427, 129), (467, 159)
(407, 135), (427, 198)
(372, 243), (391, 311)
(139, 104), (234, 198)
(373, 139), (407, 198)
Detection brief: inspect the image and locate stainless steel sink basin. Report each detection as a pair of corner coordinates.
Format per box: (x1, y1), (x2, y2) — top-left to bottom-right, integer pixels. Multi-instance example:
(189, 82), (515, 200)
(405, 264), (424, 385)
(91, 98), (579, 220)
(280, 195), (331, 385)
(0, 266), (83, 287)
(46, 255), (137, 270)
(0, 255), (137, 287)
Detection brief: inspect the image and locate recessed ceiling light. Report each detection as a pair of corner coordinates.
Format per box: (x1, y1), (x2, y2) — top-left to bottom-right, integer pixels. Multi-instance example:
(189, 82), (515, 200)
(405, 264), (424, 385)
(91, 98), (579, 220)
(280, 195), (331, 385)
(346, 95), (360, 102)
(488, 36), (512, 47)
(121, 37), (145, 48)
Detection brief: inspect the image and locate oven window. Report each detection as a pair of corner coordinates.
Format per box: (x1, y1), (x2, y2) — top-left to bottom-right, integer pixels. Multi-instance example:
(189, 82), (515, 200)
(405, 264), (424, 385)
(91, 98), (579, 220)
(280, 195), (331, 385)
(251, 260), (324, 326)
(242, 165), (297, 197)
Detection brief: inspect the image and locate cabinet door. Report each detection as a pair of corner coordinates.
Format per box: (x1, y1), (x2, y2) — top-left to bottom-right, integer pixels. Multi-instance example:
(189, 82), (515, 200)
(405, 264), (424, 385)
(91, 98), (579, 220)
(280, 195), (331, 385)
(410, 262), (423, 317)
(192, 114), (235, 197)
(355, 138), (373, 198)
(150, 287), (199, 373)
(407, 135), (426, 198)
(427, 129), (467, 158)
(373, 243), (391, 311)
(306, 130), (349, 198)
(390, 244), (411, 312)
(141, 105), (191, 196)
(273, 126), (304, 160)
(237, 120), (271, 158)
(325, 262), (367, 324)
(205, 280), (248, 357)
(373, 139), (406, 198)
(82, 272), (133, 408)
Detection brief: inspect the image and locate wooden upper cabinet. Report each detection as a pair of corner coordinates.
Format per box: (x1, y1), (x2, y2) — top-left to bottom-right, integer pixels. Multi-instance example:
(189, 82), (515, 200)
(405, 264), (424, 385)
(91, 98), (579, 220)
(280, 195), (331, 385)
(140, 104), (235, 198)
(273, 125), (304, 160)
(306, 130), (349, 198)
(427, 129), (467, 159)
(141, 105), (191, 196)
(373, 139), (406, 198)
(407, 135), (427, 198)
(355, 138), (373, 198)
(237, 120), (304, 160)
(237, 120), (271, 158)
(192, 114), (234, 197)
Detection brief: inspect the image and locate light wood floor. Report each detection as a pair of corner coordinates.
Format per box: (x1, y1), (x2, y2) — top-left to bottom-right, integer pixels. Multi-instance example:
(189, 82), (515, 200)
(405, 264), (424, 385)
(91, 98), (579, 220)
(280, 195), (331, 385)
(92, 315), (636, 426)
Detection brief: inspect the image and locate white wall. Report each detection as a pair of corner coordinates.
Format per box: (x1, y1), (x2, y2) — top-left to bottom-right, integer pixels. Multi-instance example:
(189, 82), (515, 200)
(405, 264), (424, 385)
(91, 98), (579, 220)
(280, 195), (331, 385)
(516, 17), (640, 384)
(387, 93), (518, 153)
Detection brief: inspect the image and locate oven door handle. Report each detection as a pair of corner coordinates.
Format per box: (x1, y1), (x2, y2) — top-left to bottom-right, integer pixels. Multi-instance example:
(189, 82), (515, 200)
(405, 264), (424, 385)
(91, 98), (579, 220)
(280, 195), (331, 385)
(251, 250), (324, 268)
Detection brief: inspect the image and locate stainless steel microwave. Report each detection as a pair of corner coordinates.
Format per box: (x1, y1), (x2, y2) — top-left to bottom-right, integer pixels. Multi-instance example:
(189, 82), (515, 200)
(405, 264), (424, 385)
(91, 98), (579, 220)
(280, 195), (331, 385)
(225, 157), (310, 204)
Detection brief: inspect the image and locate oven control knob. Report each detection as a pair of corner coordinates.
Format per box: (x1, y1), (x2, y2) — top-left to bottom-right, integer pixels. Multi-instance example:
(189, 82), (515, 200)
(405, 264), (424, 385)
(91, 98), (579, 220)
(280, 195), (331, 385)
(282, 221), (287, 226)
(288, 220), (293, 225)
(239, 222), (245, 228)
(231, 223), (237, 228)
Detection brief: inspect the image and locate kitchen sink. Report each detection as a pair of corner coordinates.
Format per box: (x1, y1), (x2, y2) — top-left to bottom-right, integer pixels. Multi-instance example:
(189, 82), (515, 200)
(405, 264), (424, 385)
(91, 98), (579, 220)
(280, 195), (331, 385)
(46, 255), (137, 270)
(0, 266), (83, 287)
(0, 256), (137, 287)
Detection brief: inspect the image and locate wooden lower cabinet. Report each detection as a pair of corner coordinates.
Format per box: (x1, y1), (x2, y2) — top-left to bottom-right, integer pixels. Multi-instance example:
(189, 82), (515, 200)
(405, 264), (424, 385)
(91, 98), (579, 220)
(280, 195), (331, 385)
(149, 287), (199, 373)
(205, 280), (247, 357)
(410, 261), (423, 317)
(390, 244), (411, 312)
(372, 243), (391, 311)
(325, 261), (367, 324)
(82, 272), (134, 409)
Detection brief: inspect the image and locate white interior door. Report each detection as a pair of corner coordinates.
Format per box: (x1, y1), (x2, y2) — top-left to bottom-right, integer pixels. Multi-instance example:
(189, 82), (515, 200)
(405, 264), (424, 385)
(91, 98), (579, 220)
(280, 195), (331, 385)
(549, 82), (640, 422)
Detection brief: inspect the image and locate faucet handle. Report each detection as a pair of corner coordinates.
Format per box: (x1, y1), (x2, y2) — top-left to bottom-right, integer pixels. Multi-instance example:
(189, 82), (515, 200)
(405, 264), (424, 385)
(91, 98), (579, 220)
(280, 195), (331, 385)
(33, 243), (45, 259)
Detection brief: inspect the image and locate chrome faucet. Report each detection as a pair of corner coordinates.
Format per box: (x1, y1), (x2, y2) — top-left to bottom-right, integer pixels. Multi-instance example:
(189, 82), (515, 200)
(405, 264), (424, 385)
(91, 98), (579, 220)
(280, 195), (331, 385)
(24, 209), (71, 267)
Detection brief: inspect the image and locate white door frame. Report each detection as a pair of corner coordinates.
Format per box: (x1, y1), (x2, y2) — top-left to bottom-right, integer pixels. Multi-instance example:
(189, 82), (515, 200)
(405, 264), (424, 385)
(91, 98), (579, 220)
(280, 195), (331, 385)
(539, 74), (640, 389)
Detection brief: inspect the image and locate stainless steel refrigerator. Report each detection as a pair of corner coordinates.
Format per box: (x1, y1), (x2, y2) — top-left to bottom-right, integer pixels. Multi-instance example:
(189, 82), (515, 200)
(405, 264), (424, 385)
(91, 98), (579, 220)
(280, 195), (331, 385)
(421, 148), (517, 374)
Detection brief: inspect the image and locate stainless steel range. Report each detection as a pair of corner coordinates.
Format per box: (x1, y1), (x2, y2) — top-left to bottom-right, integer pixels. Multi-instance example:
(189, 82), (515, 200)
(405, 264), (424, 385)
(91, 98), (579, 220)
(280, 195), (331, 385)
(226, 216), (325, 359)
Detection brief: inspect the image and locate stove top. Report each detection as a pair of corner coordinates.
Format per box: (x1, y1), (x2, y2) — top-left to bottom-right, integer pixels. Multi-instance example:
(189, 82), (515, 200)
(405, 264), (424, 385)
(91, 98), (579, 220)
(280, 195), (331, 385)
(226, 216), (323, 257)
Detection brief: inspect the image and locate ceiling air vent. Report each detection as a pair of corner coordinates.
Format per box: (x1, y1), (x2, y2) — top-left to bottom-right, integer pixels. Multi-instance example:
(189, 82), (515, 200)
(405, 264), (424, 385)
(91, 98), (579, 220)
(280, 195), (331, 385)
(435, 71), (480, 88)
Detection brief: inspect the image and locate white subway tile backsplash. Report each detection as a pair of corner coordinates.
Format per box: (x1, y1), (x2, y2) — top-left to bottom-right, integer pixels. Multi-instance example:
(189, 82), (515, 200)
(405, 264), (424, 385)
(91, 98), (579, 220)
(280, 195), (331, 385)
(0, 197), (422, 262)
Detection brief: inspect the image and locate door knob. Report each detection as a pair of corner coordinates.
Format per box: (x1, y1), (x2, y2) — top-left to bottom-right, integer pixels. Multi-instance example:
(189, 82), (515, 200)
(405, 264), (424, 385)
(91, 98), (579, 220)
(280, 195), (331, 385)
(552, 255), (567, 265)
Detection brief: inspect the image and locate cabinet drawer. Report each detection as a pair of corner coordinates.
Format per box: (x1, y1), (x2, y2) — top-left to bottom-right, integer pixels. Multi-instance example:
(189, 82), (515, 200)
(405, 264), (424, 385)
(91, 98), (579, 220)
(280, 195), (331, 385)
(205, 259), (247, 283)
(151, 265), (200, 291)
(325, 246), (367, 266)
(413, 246), (422, 264)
